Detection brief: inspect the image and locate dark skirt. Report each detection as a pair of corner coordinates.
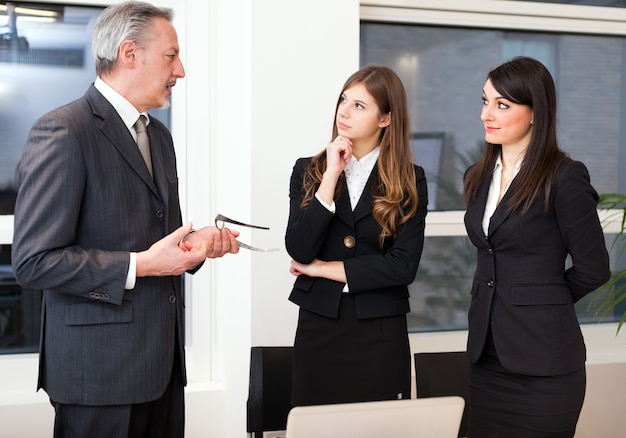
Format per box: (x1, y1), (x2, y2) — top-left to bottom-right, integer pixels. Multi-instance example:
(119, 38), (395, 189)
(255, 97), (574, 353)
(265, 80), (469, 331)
(468, 330), (586, 438)
(291, 294), (410, 406)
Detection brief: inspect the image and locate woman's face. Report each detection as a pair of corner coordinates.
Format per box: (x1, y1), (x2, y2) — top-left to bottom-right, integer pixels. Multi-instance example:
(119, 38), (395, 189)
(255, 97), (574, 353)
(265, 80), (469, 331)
(481, 79), (533, 149)
(336, 83), (390, 147)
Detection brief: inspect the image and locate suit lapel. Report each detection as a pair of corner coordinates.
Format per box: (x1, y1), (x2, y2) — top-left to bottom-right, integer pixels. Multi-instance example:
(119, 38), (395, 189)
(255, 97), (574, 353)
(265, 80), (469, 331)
(335, 165), (380, 227)
(487, 179), (518, 238)
(148, 129), (170, 209)
(467, 178), (490, 242)
(335, 182), (354, 228)
(86, 86), (160, 197)
(352, 165), (379, 223)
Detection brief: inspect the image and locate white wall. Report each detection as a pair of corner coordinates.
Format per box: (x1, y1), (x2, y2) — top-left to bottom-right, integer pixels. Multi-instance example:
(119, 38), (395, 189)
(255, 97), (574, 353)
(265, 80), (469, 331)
(180, 0), (360, 436)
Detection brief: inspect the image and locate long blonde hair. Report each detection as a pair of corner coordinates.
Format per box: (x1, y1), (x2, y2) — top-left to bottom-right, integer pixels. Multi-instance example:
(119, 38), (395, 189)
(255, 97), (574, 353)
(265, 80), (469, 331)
(301, 65), (418, 247)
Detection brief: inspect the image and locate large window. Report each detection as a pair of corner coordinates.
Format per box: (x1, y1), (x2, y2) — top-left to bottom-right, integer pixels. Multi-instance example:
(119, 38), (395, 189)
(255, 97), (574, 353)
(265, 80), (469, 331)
(360, 16), (626, 331)
(0, 2), (103, 354)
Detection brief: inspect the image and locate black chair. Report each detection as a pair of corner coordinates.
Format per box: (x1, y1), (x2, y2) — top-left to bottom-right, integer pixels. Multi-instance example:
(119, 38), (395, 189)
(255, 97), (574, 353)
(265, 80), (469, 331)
(247, 346), (294, 437)
(414, 351), (470, 438)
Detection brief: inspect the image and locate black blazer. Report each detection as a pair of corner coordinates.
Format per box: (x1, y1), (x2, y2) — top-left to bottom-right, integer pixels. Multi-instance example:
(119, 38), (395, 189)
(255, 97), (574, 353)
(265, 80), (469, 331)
(464, 158), (611, 376)
(285, 157), (428, 319)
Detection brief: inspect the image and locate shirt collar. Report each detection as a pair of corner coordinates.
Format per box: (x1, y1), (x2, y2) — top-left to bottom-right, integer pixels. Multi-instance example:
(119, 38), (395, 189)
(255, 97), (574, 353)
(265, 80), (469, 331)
(493, 155), (523, 173)
(94, 77), (149, 130)
(345, 146), (380, 176)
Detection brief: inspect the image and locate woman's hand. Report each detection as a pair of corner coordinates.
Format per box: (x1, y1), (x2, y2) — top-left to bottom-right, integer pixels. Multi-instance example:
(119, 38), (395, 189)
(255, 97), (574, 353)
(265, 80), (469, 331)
(316, 136), (353, 205)
(290, 258), (347, 283)
(325, 135), (353, 178)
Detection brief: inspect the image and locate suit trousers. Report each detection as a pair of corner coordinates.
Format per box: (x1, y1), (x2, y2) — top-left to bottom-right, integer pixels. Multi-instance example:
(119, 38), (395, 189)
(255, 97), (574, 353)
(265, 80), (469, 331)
(52, 346), (184, 438)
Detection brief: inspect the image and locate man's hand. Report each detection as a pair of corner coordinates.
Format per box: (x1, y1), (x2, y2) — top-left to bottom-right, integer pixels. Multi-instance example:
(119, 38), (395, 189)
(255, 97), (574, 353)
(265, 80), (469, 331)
(180, 225), (240, 258)
(136, 222), (208, 277)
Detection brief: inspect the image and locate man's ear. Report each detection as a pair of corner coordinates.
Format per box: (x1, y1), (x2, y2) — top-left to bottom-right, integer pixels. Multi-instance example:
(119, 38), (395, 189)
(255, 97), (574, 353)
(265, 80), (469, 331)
(379, 112), (391, 128)
(119, 40), (137, 67)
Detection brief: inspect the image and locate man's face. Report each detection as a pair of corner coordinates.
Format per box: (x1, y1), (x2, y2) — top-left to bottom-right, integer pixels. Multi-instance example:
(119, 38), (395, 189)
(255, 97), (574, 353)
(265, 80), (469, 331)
(133, 17), (185, 112)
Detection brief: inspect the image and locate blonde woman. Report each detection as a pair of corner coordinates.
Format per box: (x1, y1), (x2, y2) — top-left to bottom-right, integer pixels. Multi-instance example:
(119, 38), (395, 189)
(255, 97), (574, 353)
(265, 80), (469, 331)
(286, 65), (428, 406)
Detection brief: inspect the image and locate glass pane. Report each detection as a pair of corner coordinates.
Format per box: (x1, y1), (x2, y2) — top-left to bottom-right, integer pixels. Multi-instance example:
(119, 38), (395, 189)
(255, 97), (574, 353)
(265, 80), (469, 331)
(0, 2), (170, 204)
(362, 22), (626, 330)
(360, 23), (623, 211)
(0, 245), (41, 354)
(408, 236), (474, 332)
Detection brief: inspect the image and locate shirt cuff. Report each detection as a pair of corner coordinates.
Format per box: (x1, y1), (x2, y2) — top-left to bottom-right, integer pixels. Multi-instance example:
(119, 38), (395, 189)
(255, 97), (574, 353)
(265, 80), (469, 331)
(315, 191), (336, 213)
(125, 252), (137, 290)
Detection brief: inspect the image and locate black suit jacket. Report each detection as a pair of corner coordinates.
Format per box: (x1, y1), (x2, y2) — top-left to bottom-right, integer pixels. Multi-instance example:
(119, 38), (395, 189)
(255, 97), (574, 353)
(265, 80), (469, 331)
(12, 85), (186, 405)
(285, 157), (428, 319)
(464, 159), (611, 376)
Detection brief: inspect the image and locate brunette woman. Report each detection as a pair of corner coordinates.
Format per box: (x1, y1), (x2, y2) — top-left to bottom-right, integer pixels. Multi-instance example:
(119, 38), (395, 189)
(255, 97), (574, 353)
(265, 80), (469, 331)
(464, 56), (610, 437)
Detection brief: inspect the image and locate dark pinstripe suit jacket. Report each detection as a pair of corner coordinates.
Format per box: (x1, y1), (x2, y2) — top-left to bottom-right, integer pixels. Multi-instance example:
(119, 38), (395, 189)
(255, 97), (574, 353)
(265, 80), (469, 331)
(285, 157), (428, 319)
(464, 159), (611, 376)
(12, 84), (186, 405)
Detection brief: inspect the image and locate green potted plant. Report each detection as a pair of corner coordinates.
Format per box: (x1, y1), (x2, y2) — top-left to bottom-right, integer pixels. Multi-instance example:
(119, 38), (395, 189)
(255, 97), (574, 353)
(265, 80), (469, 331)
(592, 193), (626, 333)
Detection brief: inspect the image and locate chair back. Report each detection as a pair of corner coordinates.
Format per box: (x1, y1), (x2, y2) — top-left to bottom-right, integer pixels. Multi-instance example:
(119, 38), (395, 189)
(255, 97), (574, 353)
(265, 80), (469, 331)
(285, 396), (464, 438)
(247, 346), (293, 436)
(414, 351), (470, 438)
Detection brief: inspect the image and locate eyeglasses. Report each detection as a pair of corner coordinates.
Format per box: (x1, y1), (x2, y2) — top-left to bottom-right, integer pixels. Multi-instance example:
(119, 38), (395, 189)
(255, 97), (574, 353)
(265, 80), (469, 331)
(215, 213), (280, 252)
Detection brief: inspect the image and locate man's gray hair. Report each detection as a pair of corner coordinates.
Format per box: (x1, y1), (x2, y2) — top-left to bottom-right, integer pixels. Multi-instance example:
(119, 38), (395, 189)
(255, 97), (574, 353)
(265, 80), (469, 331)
(92, 1), (173, 76)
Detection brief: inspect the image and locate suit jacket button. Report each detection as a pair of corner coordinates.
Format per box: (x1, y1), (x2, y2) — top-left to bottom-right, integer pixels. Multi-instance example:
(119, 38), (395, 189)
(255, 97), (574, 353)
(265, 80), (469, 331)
(343, 235), (355, 248)
(487, 279), (494, 288)
(169, 295), (176, 304)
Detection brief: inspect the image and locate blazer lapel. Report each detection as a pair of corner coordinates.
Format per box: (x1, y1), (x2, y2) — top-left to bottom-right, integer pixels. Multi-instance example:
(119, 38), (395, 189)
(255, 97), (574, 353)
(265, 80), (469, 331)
(335, 182), (354, 228)
(467, 177), (490, 242)
(487, 178), (519, 238)
(86, 86), (159, 197)
(335, 165), (379, 227)
(352, 165), (379, 223)
(148, 129), (170, 209)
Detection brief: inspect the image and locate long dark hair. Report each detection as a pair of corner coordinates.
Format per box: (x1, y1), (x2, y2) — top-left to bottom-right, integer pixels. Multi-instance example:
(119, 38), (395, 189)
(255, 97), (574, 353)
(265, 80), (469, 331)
(300, 65), (418, 246)
(464, 56), (568, 213)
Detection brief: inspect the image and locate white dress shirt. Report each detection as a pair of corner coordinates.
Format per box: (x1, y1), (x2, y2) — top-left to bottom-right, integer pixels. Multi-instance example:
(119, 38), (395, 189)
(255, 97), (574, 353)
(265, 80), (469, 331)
(482, 156), (523, 236)
(94, 77), (150, 290)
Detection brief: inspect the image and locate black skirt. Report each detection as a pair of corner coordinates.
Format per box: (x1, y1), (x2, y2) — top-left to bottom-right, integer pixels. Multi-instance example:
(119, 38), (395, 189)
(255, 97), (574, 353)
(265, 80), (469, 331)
(468, 329), (586, 438)
(291, 294), (410, 406)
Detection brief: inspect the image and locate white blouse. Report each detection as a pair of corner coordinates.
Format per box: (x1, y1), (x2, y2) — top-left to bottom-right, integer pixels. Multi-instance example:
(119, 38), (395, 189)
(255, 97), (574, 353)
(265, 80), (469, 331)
(482, 156), (523, 236)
